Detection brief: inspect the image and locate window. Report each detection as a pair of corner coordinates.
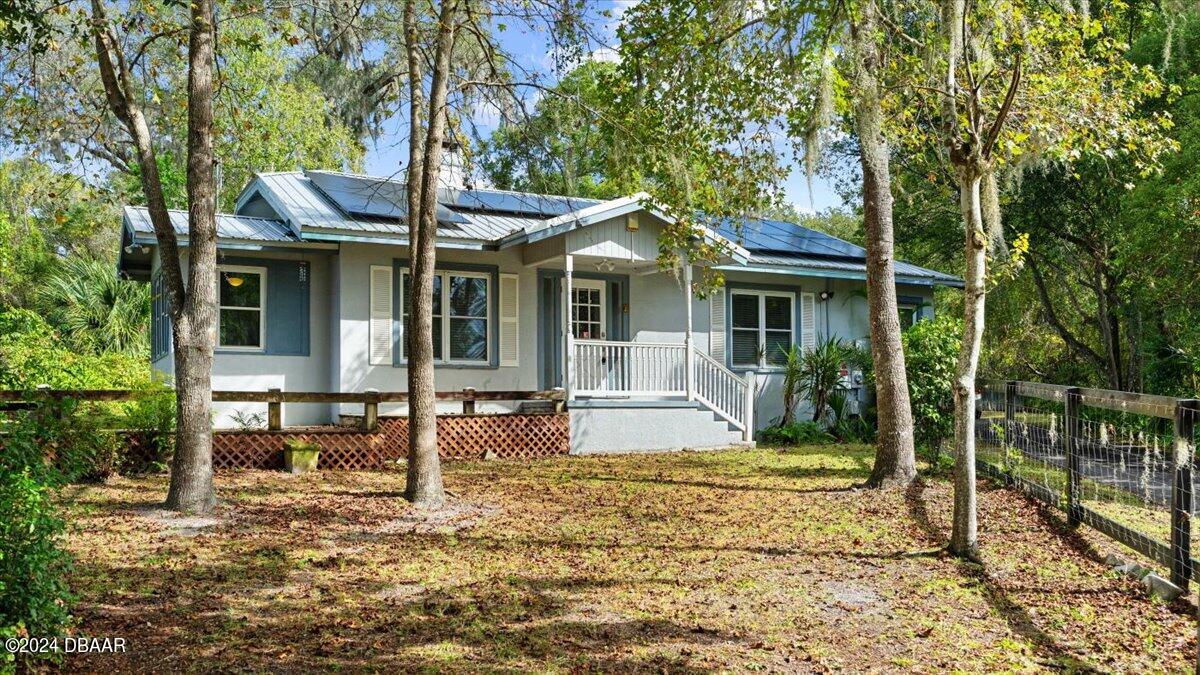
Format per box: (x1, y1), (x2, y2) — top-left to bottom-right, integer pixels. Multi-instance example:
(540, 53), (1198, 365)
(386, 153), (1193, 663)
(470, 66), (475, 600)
(401, 269), (490, 363)
(899, 305), (918, 329)
(218, 265), (265, 350)
(730, 290), (793, 369)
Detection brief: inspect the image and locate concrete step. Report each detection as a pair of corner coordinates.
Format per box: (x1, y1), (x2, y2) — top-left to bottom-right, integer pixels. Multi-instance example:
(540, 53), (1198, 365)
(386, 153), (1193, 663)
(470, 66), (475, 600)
(569, 400), (747, 454)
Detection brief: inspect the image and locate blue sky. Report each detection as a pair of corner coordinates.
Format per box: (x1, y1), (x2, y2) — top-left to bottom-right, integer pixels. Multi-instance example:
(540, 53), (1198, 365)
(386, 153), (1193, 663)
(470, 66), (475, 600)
(360, 1), (848, 214)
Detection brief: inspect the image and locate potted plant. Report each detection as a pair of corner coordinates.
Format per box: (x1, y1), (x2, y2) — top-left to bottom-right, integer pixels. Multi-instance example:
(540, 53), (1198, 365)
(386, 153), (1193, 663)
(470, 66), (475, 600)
(283, 438), (321, 473)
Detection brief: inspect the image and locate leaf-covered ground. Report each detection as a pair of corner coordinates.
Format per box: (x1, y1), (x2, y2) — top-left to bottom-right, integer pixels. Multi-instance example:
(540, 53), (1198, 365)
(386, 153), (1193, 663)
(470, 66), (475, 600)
(59, 447), (1196, 672)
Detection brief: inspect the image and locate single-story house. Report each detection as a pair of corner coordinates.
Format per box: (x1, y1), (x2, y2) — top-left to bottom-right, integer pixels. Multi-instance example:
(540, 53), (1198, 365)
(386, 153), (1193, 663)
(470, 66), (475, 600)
(117, 149), (960, 454)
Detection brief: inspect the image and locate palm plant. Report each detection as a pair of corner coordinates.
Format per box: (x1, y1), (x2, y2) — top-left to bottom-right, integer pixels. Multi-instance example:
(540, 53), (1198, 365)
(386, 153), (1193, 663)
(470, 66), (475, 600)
(790, 336), (848, 424)
(780, 344), (804, 426)
(36, 255), (151, 355)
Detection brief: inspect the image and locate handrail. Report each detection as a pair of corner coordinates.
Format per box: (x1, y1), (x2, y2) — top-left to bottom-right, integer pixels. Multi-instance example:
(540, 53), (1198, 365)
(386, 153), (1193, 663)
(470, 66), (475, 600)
(574, 338), (686, 348)
(693, 350), (749, 432)
(694, 349), (743, 384)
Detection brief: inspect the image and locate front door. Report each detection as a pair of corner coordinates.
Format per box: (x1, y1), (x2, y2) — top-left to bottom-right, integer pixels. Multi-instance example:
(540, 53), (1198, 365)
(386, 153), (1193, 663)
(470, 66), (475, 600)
(570, 279), (607, 341)
(539, 273), (626, 390)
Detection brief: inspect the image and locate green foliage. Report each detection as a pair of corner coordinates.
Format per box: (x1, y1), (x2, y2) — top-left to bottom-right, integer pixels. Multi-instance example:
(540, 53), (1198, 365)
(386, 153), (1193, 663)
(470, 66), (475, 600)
(37, 255), (150, 355)
(760, 421), (835, 446)
(479, 61), (627, 200)
(0, 470), (72, 671)
(0, 310), (149, 390)
(828, 391), (875, 444)
(793, 336), (849, 424)
(902, 316), (962, 455)
(0, 160), (120, 308)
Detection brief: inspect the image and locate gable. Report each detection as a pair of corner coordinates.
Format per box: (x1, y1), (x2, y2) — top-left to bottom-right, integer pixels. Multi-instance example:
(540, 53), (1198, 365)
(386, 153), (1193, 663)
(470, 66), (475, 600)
(564, 211), (662, 262)
(238, 193), (280, 220)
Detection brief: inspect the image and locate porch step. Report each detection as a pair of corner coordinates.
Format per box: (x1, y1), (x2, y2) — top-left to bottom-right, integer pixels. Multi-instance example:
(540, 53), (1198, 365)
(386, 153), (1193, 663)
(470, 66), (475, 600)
(568, 401), (747, 455)
(517, 400), (559, 415)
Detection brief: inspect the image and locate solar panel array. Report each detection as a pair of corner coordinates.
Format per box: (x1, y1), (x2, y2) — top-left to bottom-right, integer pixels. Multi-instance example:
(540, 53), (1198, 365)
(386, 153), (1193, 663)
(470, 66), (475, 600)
(306, 170), (602, 225)
(306, 171), (468, 225)
(716, 217), (866, 259)
(440, 189), (602, 217)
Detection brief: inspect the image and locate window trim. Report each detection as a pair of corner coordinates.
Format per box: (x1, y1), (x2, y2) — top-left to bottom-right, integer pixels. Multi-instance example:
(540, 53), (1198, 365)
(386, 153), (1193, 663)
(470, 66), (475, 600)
(399, 267), (493, 366)
(898, 303), (919, 329)
(729, 288), (795, 371)
(217, 264), (266, 352)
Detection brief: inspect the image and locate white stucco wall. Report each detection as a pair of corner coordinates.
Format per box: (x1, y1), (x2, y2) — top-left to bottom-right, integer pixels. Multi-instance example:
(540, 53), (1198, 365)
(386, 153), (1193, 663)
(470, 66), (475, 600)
(154, 234), (937, 433)
(150, 249), (334, 428)
(332, 242), (542, 417)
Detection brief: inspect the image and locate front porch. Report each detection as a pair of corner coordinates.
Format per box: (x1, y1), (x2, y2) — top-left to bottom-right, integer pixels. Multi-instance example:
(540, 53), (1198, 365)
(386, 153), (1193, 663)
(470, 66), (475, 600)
(540, 249), (756, 443)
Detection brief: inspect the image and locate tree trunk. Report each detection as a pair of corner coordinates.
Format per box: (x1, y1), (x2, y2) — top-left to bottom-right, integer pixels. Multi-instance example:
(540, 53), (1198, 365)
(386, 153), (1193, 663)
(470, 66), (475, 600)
(166, 0), (218, 513)
(91, 0), (216, 513)
(851, 4), (918, 488)
(404, 0), (458, 508)
(949, 170), (987, 559)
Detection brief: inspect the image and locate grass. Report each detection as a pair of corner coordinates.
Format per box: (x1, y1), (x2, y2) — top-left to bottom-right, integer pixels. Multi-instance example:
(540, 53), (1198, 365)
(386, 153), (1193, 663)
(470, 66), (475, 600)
(59, 446), (1196, 672)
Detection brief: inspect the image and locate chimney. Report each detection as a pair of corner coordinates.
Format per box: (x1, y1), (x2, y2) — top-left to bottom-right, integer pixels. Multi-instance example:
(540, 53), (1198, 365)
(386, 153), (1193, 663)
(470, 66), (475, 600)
(438, 138), (467, 190)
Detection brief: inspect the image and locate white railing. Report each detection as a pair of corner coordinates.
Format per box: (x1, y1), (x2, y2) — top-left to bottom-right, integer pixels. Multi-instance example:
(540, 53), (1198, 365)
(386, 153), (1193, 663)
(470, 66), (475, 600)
(571, 339), (758, 441)
(573, 339), (687, 396)
(693, 350), (750, 433)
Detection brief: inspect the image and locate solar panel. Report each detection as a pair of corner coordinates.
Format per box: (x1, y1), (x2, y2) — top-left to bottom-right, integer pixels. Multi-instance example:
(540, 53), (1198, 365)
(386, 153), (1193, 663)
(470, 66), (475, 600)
(438, 188), (602, 217)
(717, 217), (866, 259)
(306, 171), (468, 225)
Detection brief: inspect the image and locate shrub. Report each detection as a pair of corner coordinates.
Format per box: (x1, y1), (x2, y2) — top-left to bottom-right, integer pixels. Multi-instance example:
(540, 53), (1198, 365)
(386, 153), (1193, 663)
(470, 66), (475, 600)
(828, 391), (876, 443)
(0, 309), (149, 390)
(901, 316), (963, 463)
(0, 470), (72, 670)
(780, 336), (848, 425)
(760, 421), (836, 446)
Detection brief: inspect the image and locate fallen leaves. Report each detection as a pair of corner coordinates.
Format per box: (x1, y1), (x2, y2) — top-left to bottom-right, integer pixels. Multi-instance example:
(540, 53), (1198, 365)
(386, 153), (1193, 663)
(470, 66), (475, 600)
(55, 446), (1196, 673)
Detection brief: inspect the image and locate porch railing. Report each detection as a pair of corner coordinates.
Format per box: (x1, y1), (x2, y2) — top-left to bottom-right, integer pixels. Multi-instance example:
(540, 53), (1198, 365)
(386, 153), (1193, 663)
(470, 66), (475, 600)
(693, 350), (751, 434)
(571, 339), (756, 441)
(573, 340), (687, 396)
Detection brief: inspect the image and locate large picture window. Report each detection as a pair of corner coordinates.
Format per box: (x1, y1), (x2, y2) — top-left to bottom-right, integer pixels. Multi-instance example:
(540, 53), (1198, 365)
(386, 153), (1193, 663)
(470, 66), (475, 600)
(730, 290), (793, 369)
(218, 265), (265, 350)
(401, 269), (490, 364)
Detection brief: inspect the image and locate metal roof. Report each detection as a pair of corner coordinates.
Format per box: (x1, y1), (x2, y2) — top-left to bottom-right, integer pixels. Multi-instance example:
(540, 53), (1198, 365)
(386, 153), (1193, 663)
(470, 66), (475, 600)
(123, 206), (296, 242)
(738, 252), (962, 287)
(124, 170), (960, 286)
(716, 217), (867, 259)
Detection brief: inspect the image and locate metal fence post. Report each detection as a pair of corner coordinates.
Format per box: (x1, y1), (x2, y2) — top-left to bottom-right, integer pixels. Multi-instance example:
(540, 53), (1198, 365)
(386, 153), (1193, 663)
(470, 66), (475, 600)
(267, 387), (282, 431)
(1064, 387), (1082, 527)
(1004, 380), (1017, 479)
(1171, 399), (1198, 590)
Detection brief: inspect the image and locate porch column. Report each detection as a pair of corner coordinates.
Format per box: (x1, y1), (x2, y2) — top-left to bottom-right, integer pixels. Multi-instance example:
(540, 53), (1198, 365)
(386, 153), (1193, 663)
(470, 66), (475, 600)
(563, 254), (574, 401)
(683, 261), (695, 401)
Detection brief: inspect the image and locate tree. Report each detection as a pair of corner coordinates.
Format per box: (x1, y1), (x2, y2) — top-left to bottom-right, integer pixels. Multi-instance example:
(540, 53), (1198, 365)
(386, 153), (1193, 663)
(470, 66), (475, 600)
(891, 0), (1172, 557)
(617, 0), (918, 487)
(401, 0), (460, 508)
(89, 0), (221, 513)
(478, 60), (626, 199)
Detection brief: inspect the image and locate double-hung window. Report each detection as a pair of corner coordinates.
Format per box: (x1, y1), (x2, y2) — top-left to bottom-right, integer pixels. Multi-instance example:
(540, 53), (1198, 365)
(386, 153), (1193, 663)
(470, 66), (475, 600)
(401, 269), (490, 364)
(730, 290), (793, 369)
(218, 265), (265, 350)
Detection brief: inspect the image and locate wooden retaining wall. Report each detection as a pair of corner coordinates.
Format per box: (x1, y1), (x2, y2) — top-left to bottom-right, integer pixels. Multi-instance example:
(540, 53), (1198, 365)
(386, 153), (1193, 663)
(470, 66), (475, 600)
(212, 413), (569, 470)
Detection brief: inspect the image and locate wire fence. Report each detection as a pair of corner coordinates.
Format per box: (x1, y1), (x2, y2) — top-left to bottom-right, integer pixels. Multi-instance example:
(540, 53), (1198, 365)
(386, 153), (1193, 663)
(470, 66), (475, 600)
(976, 380), (1200, 593)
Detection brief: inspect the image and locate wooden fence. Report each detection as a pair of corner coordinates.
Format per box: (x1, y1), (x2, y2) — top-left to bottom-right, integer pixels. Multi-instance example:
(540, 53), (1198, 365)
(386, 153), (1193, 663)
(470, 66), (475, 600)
(1, 388), (569, 470)
(976, 380), (1200, 591)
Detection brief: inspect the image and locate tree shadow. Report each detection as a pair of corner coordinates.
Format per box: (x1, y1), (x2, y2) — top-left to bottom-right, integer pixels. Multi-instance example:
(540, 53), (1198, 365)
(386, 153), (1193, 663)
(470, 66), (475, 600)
(903, 480), (1094, 671)
(67, 558), (734, 673)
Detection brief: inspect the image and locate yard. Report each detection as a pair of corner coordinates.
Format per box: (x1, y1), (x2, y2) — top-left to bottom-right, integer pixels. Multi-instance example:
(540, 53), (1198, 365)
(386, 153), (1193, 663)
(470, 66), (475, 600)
(61, 446), (1195, 672)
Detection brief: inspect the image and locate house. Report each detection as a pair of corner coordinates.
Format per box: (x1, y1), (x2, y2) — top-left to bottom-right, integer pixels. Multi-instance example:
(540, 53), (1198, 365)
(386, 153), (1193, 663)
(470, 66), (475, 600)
(117, 148), (961, 454)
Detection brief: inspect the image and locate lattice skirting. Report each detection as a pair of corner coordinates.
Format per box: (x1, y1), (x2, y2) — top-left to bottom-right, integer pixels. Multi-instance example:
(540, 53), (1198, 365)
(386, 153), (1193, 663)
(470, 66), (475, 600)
(211, 413), (569, 470)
